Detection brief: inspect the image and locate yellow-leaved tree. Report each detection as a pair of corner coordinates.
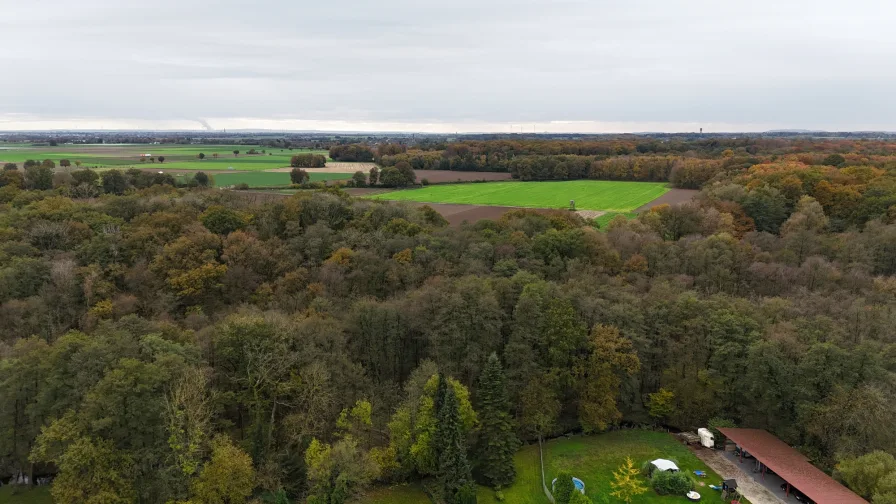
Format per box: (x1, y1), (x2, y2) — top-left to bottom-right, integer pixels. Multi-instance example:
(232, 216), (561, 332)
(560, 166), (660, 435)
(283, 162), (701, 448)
(610, 456), (648, 504)
(189, 436), (255, 504)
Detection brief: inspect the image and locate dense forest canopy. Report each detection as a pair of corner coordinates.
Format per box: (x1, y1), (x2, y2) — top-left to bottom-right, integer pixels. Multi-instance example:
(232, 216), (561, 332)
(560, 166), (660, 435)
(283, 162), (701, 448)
(1, 136), (896, 503)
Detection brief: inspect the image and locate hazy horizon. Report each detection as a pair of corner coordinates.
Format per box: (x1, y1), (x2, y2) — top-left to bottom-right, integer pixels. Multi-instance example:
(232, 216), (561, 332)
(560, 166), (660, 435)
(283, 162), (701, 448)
(2, 120), (893, 135)
(4, 0), (895, 133)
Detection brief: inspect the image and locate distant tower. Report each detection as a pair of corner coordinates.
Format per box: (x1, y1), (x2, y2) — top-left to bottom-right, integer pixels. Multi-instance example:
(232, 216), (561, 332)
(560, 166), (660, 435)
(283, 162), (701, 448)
(700, 127), (703, 134)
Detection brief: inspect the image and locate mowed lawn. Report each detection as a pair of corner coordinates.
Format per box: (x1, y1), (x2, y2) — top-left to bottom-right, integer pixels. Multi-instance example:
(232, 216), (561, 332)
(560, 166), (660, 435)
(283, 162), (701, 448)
(369, 181), (669, 212)
(364, 430), (728, 504)
(0, 486), (53, 504)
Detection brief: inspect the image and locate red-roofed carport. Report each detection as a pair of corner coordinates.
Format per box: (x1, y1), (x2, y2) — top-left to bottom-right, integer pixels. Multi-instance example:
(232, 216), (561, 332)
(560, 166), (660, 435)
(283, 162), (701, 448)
(718, 428), (867, 504)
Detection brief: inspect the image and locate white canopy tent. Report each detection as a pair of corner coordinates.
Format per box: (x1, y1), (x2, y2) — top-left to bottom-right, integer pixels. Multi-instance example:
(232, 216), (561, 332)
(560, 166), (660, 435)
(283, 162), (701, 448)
(650, 459), (679, 472)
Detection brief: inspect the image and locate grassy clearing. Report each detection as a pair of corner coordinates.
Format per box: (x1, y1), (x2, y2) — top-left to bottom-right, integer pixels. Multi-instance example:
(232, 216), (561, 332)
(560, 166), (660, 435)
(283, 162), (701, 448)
(594, 212), (638, 229)
(0, 432), (727, 504)
(369, 181), (669, 212)
(0, 144), (330, 171)
(0, 486), (54, 504)
(364, 430), (729, 504)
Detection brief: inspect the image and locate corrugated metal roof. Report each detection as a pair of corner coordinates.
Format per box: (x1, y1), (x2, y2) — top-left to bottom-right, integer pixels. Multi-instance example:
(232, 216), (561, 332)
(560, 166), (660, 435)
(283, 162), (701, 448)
(718, 428), (867, 504)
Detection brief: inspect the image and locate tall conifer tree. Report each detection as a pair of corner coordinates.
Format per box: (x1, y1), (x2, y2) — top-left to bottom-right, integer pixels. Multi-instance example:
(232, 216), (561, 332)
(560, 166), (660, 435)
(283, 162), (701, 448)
(434, 373), (449, 462)
(475, 353), (519, 488)
(438, 385), (476, 504)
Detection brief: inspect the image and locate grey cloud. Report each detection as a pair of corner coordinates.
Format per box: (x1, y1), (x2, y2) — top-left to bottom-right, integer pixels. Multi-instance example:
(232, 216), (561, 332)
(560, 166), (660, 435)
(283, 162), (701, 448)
(1, 0), (894, 130)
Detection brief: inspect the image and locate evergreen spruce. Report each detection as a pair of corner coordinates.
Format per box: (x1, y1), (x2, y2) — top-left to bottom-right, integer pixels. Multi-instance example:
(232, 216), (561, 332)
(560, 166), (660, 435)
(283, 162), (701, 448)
(438, 385), (477, 504)
(475, 353), (520, 488)
(554, 471), (576, 504)
(434, 373), (450, 462)
(435, 373), (448, 422)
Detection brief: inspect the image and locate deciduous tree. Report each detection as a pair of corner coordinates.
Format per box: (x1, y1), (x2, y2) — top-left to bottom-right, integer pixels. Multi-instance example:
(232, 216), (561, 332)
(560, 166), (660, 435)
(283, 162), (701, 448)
(610, 457), (647, 504)
(190, 437), (255, 504)
(25, 165), (53, 190)
(647, 388), (676, 425)
(290, 167), (309, 185)
(576, 325), (640, 432)
(837, 451), (896, 499)
(352, 170), (366, 187)
(101, 169), (129, 194)
(200, 205), (249, 235)
(46, 437), (136, 504)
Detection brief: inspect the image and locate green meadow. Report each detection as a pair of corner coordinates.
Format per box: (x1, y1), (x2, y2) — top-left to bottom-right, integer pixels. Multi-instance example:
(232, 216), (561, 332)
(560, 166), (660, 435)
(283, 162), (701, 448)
(368, 181), (669, 212)
(0, 144), (329, 171)
(595, 212), (639, 229)
(0, 486), (53, 504)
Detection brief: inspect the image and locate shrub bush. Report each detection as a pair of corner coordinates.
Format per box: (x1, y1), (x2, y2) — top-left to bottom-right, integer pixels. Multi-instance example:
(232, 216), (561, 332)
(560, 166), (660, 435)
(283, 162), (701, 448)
(640, 460), (654, 477)
(554, 471), (576, 504)
(290, 168), (309, 184)
(651, 470), (693, 495)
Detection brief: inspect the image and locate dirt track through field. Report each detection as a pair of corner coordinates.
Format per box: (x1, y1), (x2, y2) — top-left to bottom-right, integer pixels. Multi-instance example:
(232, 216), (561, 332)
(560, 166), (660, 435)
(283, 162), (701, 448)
(411, 170), (513, 183)
(633, 188), (698, 211)
(406, 202), (553, 225)
(343, 188), (392, 197)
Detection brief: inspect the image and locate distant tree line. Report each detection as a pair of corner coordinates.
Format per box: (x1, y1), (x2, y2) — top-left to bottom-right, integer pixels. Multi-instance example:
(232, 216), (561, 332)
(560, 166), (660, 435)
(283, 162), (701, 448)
(290, 153), (327, 168)
(329, 144), (375, 162)
(378, 152), (734, 188)
(0, 166), (212, 196)
(328, 143), (409, 162)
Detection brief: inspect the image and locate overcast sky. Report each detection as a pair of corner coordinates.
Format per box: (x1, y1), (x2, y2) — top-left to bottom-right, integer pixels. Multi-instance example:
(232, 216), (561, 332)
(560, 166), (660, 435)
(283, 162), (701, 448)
(1, 0), (893, 133)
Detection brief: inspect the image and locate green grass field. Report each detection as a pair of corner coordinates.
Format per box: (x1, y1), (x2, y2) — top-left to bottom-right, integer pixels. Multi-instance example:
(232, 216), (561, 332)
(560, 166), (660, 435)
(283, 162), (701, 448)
(368, 181), (669, 212)
(365, 430), (730, 504)
(0, 486), (53, 504)
(595, 212), (638, 229)
(170, 171), (352, 188)
(0, 144), (330, 171)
